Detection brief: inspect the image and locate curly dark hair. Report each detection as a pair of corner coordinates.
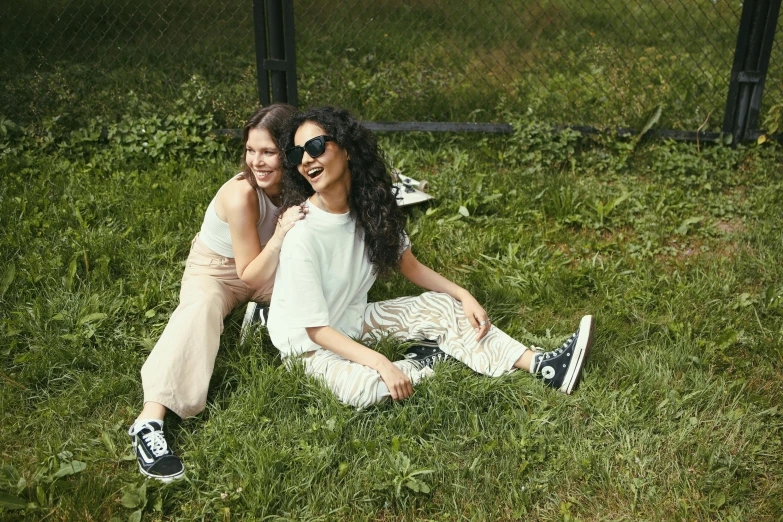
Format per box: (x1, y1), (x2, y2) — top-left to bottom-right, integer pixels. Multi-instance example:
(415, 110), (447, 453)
(239, 103), (297, 190)
(279, 106), (406, 278)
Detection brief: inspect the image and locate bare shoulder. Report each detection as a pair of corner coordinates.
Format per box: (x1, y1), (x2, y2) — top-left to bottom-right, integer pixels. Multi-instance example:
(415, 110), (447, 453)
(216, 177), (259, 221)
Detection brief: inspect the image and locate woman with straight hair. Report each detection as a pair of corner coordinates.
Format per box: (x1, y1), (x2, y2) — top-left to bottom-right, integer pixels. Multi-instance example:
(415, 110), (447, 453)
(268, 106), (594, 409)
(127, 103), (305, 482)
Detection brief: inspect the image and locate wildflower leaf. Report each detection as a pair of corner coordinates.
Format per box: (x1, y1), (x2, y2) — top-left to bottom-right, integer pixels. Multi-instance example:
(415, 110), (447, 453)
(711, 491), (726, 508)
(51, 460), (86, 479)
(0, 492), (26, 510)
(121, 485), (144, 509)
(481, 193), (503, 204)
(2, 464), (20, 485)
(637, 104), (662, 140)
(0, 262), (15, 297)
(676, 216), (704, 235)
(65, 257), (77, 289)
(79, 312), (107, 324)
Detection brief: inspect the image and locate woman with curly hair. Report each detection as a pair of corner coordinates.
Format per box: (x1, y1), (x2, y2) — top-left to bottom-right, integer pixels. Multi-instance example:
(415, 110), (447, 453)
(268, 106), (594, 408)
(127, 103), (307, 482)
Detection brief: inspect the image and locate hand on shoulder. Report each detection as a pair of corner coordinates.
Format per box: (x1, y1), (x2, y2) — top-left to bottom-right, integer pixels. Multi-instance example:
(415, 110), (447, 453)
(270, 204), (308, 247)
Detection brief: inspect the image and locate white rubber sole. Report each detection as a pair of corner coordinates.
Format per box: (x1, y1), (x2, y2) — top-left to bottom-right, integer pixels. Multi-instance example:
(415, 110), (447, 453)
(239, 302), (261, 344)
(137, 461), (185, 484)
(560, 315), (594, 394)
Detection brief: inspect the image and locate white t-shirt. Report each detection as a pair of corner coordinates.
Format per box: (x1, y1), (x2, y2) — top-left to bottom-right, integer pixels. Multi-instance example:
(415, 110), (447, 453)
(268, 200), (408, 357)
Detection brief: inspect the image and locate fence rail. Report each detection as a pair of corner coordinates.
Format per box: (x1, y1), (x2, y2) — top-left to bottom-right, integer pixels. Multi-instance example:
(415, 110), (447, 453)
(1, 0), (781, 141)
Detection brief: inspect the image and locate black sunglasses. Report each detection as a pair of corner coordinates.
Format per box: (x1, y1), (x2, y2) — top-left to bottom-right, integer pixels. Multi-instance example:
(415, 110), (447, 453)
(285, 135), (335, 165)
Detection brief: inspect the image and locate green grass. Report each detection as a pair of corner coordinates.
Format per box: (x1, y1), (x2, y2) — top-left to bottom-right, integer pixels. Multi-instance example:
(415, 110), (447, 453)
(1, 107), (783, 520)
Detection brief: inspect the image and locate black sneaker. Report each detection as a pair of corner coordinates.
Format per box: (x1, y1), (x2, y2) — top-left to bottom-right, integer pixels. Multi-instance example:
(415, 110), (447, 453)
(403, 340), (452, 369)
(531, 315), (594, 394)
(128, 421), (185, 483)
(240, 302), (269, 344)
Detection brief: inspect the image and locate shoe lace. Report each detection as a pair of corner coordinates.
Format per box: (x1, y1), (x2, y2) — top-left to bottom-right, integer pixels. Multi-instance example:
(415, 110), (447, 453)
(539, 331), (577, 361)
(141, 428), (169, 458)
(423, 352), (451, 367)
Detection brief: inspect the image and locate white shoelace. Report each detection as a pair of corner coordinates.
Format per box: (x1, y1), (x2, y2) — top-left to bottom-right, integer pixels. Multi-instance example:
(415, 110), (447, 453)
(544, 332), (577, 359)
(423, 352), (451, 367)
(141, 429), (169, 458)
(532, 331), (577, 373)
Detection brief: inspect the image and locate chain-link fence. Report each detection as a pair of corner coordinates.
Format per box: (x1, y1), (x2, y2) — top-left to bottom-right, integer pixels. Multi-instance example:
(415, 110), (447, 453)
(0, 0), (265, 86)
(763, 12), (783, 118)
(1, 0), (780, 136)
(0, 0), (259, 128)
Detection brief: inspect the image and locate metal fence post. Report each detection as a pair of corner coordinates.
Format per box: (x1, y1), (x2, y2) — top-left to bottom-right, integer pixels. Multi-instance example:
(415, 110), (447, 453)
(252, 0), (298, 106)
(723, 0), (781, 143)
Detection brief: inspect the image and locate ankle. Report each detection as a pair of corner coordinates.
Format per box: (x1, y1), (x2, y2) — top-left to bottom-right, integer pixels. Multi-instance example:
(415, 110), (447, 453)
(513, 348), (537, 372)
(529, 351), (543, 374)
(133, 418), (164, 428)
(138, 401), (167, 422)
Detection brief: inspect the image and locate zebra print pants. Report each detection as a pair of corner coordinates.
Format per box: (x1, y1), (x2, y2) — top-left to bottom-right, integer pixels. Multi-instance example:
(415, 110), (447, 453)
(299, 292), (529, 409)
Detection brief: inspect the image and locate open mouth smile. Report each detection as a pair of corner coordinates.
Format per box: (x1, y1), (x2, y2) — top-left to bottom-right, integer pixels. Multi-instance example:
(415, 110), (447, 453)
(254, 169), (273, 178)
(306, 167), (324, 180)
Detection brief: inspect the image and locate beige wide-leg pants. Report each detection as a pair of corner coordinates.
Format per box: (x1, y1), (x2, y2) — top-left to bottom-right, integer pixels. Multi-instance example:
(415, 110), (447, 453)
(298, 292), (529, 409)
(140, 235), (272, 418)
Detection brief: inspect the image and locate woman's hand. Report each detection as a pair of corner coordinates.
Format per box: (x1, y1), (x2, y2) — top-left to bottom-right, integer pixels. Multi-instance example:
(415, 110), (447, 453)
(460, 292), (491, 341)
(306, 326), (414, 402)
(377, 360), (414, 401)
(399, 249), (490, 341)
(271, 205), (307, 245)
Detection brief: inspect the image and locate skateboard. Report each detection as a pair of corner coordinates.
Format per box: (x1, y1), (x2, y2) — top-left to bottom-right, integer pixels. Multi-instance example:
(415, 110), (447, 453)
(392, 169), (434, 207)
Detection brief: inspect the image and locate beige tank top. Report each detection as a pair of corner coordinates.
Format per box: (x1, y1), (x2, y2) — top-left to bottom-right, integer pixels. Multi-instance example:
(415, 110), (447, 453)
(198, 174), (278, 258)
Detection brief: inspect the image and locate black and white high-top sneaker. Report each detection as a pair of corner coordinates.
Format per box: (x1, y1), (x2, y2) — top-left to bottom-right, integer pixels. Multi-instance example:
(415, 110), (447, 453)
(530, 315), (594, 394)
(403, 339), (452, 369)
(240, 302), (269, 345)
(128, 421), (185, 483)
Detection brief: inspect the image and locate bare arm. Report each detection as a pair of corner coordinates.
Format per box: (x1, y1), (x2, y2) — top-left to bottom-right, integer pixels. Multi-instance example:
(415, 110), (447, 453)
(222, 182), (304, 289)
(306, 325), (414, 401)
(398, 248), (491, 340)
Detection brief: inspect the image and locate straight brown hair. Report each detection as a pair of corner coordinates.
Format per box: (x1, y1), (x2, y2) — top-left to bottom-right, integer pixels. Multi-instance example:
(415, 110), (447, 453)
(239, 103), (297, 190)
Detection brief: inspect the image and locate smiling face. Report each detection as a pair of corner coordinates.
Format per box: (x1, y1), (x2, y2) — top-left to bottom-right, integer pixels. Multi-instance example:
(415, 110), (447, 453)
(294, 121), (351, 196)
(245, 128), (283, 196)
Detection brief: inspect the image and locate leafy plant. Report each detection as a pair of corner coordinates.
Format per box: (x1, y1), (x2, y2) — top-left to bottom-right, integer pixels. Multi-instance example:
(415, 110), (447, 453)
(117, 481), (164, 522)
(375, 452), (435, 499)
(0, 452), (87, 513)
(761, 102), (783, 136)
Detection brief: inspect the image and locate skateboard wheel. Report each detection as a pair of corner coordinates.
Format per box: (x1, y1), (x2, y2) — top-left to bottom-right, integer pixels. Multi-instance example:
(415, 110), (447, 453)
(418, 180), (429, 192)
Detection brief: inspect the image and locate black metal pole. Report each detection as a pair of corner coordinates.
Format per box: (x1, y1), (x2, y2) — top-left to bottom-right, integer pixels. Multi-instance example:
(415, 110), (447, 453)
(252, 0), (298, 107)
(282, 0), (298, 106)
(252, 0), (270, 106)
(722, 0), (781, 143)
(266, 0), (287, 103)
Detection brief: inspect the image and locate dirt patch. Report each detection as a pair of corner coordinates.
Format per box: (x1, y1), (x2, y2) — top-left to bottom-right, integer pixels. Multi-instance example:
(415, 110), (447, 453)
(715, 219), (745, 235)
